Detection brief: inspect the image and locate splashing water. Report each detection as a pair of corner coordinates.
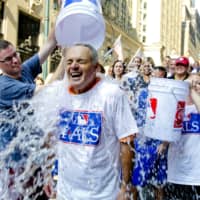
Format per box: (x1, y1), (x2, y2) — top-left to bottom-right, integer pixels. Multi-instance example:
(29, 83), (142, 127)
(0, 76), (151, 200)
(0, 80), (64, 199)
(0, 75), (197, 200)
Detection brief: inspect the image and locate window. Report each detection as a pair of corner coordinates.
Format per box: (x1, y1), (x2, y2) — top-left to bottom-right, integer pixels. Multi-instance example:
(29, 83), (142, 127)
(0, 1), (4, 39)
(142, 36), (146, 43)
(144, 2), (147, 9)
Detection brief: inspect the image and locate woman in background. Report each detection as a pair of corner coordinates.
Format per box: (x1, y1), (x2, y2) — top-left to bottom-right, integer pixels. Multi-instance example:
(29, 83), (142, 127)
(111, 60), (126, 82)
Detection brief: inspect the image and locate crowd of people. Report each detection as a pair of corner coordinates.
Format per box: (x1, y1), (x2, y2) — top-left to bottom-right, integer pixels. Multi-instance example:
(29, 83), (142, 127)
(104, 55), (200, 200)
(0, 23), (200, 200)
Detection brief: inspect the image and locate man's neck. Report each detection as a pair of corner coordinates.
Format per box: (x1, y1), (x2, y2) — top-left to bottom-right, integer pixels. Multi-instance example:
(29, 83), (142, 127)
(69, 77), (101, 94)
(3, 73), (21, 79)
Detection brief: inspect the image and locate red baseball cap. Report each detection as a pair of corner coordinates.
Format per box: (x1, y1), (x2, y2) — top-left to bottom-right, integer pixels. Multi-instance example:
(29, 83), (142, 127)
(175, 56), (189, 67)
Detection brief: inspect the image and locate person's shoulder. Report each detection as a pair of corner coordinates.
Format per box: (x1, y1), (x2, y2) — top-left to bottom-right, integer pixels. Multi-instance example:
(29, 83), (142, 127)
(0, 75), (14, 86)
(22, 54), (40, 71)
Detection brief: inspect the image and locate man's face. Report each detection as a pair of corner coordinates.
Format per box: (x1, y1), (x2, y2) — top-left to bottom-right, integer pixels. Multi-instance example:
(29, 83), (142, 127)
(0, 45), (21, 78)
(169, 59), (176, 75)
(65, 45), (97, 93)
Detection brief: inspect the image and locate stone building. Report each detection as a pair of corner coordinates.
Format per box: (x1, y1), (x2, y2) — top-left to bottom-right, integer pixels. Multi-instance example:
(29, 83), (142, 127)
(133, 0), (200, 65)
(101, 0), (141, 66)
(0, 0), (141, 78)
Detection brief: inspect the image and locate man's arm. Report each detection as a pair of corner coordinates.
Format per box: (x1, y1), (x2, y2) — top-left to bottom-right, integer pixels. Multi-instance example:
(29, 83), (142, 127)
(191, 84), (200, 112)
(38, 27), (57, 65)
(117, 136), (134, 200)
(186, 74), (200, 112)
(120, 140), (134, 186)
(34, 55), (66, 94)
(46, 57), (65, 84)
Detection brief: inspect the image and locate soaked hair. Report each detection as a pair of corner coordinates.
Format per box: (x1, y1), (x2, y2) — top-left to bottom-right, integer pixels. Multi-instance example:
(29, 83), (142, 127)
(0, 40), (13, 51)
(71, 43), (99, 65)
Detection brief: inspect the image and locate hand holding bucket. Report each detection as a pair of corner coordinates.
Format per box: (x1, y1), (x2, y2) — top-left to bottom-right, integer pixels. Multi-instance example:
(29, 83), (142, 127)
(55, 0), (105, 49)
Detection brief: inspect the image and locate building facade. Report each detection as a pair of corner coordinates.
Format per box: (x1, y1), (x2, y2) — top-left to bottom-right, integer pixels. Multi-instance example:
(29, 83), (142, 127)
(0, 0), (61, 78)
(0, 0), (141, 78)
(100, 0), (141, 65)
(133, 0), (200, 65)
(1, 0), (198, 71)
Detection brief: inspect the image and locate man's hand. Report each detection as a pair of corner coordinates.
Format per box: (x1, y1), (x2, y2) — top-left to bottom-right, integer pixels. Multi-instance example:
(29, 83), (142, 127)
(43, 179), (56, 199)
(157, 141), (169, 155)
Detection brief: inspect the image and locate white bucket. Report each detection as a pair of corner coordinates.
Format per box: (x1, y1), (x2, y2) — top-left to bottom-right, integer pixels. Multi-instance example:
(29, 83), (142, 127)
(55, 0), (105, 49)
(144, 78), (189, 142)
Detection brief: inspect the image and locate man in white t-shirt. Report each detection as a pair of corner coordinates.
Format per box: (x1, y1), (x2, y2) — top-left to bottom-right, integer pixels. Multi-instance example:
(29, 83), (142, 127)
(40, 44), (138, 200)
(166, 73), (200, 199)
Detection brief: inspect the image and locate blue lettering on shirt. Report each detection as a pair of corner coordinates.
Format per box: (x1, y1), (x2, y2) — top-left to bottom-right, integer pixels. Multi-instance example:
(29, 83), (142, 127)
(64, 0), (97, 7)
(58, 110), (102, 146)
(182, 113), (200, 134)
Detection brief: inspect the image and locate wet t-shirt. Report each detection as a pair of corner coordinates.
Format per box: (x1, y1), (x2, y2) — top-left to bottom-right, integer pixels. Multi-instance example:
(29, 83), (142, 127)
(33, 78), (138, 200)
(0, 54), (41, 159)
(168, 104), (200, 185)
(0, 54), (41, 110)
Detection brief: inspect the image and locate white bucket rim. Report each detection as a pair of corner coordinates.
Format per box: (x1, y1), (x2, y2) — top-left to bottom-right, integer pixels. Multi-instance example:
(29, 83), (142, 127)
(56, 7), (105, 27)
(55, 0), (105, 49)
(61, 1), (101, 10)
(149, 77), (189, 90)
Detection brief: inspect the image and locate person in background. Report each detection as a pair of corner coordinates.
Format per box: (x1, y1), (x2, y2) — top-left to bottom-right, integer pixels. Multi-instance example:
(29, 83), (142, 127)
(152, 66), (167, 78)
(167, 58), (176, 78)
(96, 62), (105, 74)
(168, 56), (190, 80)
(127, 56), (142, 73)
(120, 57), (151, 200)
(39, 43), (138, 200)
(191, 60), (200, 74)
(162, 55), (171, 71)
(111, 60), (126, 82)
(140, 57), (154, 83)
(138, 65), (168, 200)
(166, 73), (200, 200)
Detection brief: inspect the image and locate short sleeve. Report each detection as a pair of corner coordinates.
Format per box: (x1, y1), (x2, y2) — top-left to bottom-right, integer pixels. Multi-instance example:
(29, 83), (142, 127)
(22, 54), (42, 79)
(113, 90), (138, 140)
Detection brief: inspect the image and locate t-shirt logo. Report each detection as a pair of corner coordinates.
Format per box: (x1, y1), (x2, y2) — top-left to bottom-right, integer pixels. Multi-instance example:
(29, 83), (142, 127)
(58, 110), (102, 146)
(182, 113), (200, 134)
(174, 101), (185, 128)
(77, 113), (89, 125)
